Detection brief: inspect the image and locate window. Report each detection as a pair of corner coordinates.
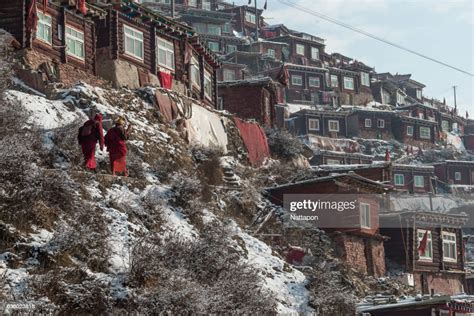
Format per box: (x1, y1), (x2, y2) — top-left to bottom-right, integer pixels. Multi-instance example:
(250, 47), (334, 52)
(343, 77), (354, 90)
(65, 26), (84, 60)
(208, 24), (221, 35)
(442, 232), (457, 262)
(327, 159), (341, 165)
(394, 174), (405, 186)
(330, 75), (339, 87)
(417, 229), (433, 260)
(226, 44), (237, 53)
(291, 75), (303, 86)
(193, 23), (206, 34)
(124, 25), (144, 60)
(377, 119), (385, 128)
(455, 172), (462, 181)
(204, 71), (212, 98)
(397, 92), (405, 104)
(414, 175), (424, 188)
(360, 203), (371, 229)
(208, 41), (219, 52)
(407, 125), (414, 136)
(328, 120), (340, 132)
(188, 0), (197, 7)
(223, 23), (231, 33)
(311, 47), (319, 60)
(442, 120), (450, 132)
(308, 118), (319, 131)
(157, 37), (175, 71)
(202, 0), (211, 10)
(416, 89), (422, 99)
(37, 12), (52, 44)
(296, 44), (305, 55)
(308, 77), (320, 88)
(361, 72), (370, 87)
(191, 57), (201, 88)
(365, 119), (372, 128)
(267, 48), (275, 58)
(245, 12), (256, 24)
(223, 69), (235, 81)
(420, 126), (431, 139)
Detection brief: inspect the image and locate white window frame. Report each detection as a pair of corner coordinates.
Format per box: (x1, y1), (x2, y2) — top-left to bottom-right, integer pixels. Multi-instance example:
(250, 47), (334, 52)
(124, 25), (144, 61)
(308, 118), (320, 131)
(407, 125), (414, 136)
(442, 231), (457, 262)
(308, 77), (320, 88)
(394, 174), (405, 186)
(296, 44), (305, 55)
(207, 41), (220, 52)
(188, 0), (197, 7)
(417, 229), (433, 261)
(202, 0), (211, 10)
(156, 37), (175, 71)
(267, 48), (275, 58)
(397, 92), (405, 104)
(245, 12), (256, 24)
(326, 159), (341, 165)
(416, 89), (422, 99)
(223, 68), (236, 81)
(343, 76), (354, 90)
(37, 11), (52, 44)
(442, 120), (450, 131)
(204, 70), (212, 99)
(191, 57), (201, 89)
(311, 47), (319, 60)
(360, 203), (371, 229)
(420, 126), (431, 139)
(330, 75), (339, 88)
(65, 25), (85, 60)
(377, 119), (385, 128)
(291, 75), (303, 86)
(328, 120), (340, 132)
(414, 175), (424, 188)
(455, 172), (462, 181)
(365, 118), (372, 128)
(361, 72), (370, 87)
(207, 24), (221, 36)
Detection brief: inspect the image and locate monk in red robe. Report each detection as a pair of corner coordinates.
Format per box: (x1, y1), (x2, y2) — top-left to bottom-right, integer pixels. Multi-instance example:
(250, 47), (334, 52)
(78, 114), (104, 172)
(105, 116), (132, 176)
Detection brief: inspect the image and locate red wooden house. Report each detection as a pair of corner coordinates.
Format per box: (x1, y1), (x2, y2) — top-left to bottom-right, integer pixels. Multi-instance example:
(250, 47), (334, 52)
(266, 173), (391, 277)
(391, 164), (435, 194)
(433, 160), (474, 189)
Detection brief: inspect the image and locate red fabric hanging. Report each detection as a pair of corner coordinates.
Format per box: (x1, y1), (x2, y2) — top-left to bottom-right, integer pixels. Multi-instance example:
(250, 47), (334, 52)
(42, 0), (48, 9)
(276, 64), (289, 86)
(155, 91), (178, 122)
(26, 0), (38, 33)
(233, 117), (271, 167)
(418, 230), (429, 256)
(184, 43), (193, 65)
(76, 0), (87, 15)
(158, 71), (173, 89)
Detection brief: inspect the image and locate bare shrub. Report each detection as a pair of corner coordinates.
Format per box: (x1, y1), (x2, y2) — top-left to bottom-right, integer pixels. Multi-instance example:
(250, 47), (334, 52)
(128, 223), (275, 314)
(266, 128), (304, 161)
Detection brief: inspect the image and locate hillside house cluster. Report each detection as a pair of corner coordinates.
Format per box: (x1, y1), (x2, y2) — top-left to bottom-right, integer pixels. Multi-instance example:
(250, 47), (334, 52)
(2, 0), (472, 299)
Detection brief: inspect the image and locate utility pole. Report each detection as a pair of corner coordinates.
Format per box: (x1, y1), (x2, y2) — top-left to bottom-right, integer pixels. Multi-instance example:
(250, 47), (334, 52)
(171, 0), (175, 18)
(255, 0), (259, 40)
(453, 85), (457, 112)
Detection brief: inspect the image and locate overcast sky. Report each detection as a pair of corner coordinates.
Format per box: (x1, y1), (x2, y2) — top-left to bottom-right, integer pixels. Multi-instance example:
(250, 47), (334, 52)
(234, 0), (473, 116)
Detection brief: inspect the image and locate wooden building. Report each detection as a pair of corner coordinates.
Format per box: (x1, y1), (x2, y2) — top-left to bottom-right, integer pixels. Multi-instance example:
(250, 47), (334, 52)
(314, 162), (392, 183)
(284, 64), (331, 104)
(347, 108), (394, 140)
(220, 5), (264, 38)
(289, 109), (349, 138)
(381, 211), (468, 295)
(391, 164), (435, 194)
(266, 173), (392, 277)
(217, 77), (279, 127)
(433, 160), (474, 187)
(392, 115), (438, 147)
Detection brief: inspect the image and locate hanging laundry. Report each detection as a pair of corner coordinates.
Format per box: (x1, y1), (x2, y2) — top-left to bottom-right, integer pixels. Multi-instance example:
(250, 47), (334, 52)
(186, 104), (229, 153)
(26, 0), (38, 33)
(76, 0), (87, 15)
(155, 90), (178, 122)
(184, 43), (193, 65)
(276, 65), (289, 86)
(233, 117), (271, 167)
(159, 71), (173, 89)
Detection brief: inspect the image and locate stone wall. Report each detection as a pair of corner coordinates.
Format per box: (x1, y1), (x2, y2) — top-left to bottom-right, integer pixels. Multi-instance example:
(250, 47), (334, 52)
(413, 272), (465, 295)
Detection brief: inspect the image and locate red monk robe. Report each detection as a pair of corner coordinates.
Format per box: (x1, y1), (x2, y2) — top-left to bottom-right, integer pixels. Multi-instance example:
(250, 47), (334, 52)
(78, 114), (104, 171)
(105, 118), (131, 176)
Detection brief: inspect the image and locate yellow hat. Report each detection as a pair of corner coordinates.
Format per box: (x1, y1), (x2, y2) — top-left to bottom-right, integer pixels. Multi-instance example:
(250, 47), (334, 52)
(115, 116), (126, 126)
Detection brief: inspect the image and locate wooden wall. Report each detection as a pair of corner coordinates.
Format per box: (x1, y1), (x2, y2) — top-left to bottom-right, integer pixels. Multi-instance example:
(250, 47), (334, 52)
(0, 0), (26, 47)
